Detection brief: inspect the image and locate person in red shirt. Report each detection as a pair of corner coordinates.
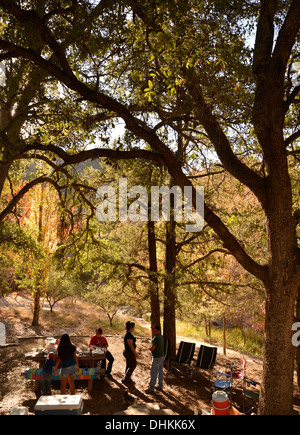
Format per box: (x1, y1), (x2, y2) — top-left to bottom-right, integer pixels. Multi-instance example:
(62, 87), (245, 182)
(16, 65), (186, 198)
(89, 328), (114, 377)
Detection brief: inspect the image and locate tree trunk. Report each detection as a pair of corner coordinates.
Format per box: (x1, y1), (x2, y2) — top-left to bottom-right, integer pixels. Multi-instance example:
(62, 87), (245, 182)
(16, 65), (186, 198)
(148, 220), (160, 326)
(31, 185), (45, 327)
(254, 114), (299, 414)
(204, 315), (211, 337)
(163, 215), (177, 358)
(296, 288), (300, 393)
(223, 313), (226, 356)
(259, 279), (298, 415)
(32, 291), (41, 327)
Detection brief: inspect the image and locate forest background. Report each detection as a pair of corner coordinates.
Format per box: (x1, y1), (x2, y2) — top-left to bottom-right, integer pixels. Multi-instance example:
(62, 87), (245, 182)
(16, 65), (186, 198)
(0, 0), (300, 415)
(0, 159), (266, 352)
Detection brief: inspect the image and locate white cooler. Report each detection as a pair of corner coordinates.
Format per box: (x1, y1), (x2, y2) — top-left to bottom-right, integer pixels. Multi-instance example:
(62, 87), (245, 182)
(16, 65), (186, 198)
(35, 395), (83, 415)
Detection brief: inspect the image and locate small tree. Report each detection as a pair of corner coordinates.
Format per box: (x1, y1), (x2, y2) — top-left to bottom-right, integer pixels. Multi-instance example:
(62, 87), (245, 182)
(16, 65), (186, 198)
(45, 270), (81, 313)
(85, 281), (126, 327)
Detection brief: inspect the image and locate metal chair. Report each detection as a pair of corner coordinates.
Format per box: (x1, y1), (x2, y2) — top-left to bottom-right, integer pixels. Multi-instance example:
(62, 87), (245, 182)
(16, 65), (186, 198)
(226, 357), (246, 387)
(211, 364), (234, 399)
(195, 345), (217, 371)
(242, 378), (260, 415)
(174, 341), (196, 375)
(190, 345), (217, 379)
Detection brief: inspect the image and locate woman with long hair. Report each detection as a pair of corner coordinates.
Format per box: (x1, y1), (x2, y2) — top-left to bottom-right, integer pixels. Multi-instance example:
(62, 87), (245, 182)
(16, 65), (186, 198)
(54, 334), (79, 395)
(122, 321), (138, 386)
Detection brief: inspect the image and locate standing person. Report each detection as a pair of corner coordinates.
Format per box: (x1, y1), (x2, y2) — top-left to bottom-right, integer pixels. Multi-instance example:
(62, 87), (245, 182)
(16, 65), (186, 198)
(41, 352), (56, 395)
(122, 321), (138, 386)
(89, 328), (114, 377)
(145, 324), (165, 394)
(54, 334), (79, 395)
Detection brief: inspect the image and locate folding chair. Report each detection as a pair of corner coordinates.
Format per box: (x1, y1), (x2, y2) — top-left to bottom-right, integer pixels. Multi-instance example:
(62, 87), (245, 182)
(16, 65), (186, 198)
(174, 341), (196, 375)
(211, 364), (233, 399)
(195, 345), (217, 371)
(242, 378), (260, 415)
(190, 345), (217, 379)
(226, 357), (246, 387)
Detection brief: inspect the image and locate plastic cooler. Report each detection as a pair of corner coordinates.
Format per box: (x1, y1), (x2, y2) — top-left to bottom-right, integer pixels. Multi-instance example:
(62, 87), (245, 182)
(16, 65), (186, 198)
(211, 391), (230, 415)
(34, 395), (83, 415)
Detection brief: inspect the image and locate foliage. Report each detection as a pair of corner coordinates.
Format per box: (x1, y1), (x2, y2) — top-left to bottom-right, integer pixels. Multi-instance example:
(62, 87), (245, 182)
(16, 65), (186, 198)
(176, 318), (264, 358)
(46, 270), (82, 312)
(1, 0), (300, 413)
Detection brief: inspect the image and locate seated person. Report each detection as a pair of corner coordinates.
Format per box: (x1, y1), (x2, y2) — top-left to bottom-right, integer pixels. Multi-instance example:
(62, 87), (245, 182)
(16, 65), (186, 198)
(90, 328), (114, 377)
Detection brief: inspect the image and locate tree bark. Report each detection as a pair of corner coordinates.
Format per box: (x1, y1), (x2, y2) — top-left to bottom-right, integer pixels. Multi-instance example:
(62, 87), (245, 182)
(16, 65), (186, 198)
(148, 219), (160, 326)
(31, 291), (41, 327)
(257, 167), (299, 414)
(223, 313), (226, 356)
(163, 213), (177, 358)
(295, 288), (300, 393)
(259, 279), (298, 415)
(2, 0), (300, 415)
(251, 0), (300, 412)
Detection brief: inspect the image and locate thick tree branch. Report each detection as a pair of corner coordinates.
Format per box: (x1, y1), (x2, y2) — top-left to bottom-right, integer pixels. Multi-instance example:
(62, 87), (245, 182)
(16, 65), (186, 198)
(185, 76), (267, 208)
(285, 131), (300, 148)
(182, 248), (231, 270)
(203, 203), (268, 283)
(23, 142), (166, 167)
(0, 5), (269, 283)
(0, 176), (59, 222)
(271, 0), (300, 78)
(285, 84), (300, 112)
(253, 0), (278, 76)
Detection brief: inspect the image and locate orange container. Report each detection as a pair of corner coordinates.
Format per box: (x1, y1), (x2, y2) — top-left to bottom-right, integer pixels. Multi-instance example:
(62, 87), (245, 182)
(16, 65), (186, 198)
(212, 391), (230, 415)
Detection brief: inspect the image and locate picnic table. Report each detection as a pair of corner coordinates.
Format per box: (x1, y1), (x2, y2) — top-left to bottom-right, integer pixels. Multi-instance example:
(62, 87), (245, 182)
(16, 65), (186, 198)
(25, 350), (106, 393)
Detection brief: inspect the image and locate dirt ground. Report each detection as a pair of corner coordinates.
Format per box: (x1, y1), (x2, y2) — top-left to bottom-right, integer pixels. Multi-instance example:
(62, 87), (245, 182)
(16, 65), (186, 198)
(0, 335), (267, 416)
(1, 292), (300, 415)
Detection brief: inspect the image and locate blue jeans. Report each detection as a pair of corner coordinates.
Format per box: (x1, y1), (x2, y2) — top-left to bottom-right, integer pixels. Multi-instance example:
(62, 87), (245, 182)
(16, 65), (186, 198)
(100, 351), (115, 375)
(149, 356), (164, 391)
(41, 372), (52, 394)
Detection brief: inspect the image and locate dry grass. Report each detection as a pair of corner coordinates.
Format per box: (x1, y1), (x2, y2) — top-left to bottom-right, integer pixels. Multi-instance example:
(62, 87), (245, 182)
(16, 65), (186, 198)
(0, 292), (150, 338)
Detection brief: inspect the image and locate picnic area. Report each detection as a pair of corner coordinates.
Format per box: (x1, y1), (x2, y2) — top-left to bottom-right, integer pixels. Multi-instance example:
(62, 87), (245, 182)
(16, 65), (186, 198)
(1, 0), (300, 416)
(1, 292), (300, 415)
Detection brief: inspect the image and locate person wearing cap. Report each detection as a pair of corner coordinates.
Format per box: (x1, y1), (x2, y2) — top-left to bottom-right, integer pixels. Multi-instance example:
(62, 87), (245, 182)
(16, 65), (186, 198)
(145, 324), (165, 394)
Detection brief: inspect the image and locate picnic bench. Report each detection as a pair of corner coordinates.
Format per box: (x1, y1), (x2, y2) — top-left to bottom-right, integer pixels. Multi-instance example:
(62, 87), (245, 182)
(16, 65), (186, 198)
(25, 368), (97, 393)
(25, 352), (106, 393)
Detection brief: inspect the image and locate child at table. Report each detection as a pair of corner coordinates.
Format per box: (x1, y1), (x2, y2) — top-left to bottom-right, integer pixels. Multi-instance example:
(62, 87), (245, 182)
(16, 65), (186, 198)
(41, 352), (56, 395)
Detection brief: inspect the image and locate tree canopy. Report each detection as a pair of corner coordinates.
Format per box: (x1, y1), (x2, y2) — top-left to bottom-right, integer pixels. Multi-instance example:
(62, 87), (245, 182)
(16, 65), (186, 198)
(1, 0), (300, 414)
